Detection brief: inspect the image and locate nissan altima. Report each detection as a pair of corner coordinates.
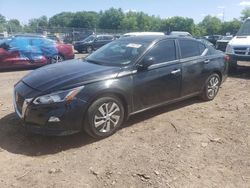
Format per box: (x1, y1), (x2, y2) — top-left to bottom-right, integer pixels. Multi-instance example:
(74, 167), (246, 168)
(13, 36), (228, 138)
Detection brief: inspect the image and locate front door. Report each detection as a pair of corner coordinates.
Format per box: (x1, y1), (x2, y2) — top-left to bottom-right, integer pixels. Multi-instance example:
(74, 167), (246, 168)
(133, 39), (182, 112)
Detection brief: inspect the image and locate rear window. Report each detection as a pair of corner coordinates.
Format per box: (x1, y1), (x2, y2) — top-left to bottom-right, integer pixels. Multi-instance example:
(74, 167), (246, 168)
(179, 39), (203, 58)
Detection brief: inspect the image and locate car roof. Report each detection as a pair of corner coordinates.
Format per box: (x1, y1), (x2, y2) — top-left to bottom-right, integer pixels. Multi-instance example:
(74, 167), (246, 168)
(118, 35), (197, 43)
(124, 32), (165, 36)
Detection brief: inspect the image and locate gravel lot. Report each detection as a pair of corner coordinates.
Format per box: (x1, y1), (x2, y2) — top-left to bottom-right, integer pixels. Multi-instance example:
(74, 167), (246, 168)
(0, 58), (250, 188)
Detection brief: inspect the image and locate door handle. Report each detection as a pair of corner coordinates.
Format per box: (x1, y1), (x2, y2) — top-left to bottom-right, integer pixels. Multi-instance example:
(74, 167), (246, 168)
(171, 69), (181, 74)
(204, 59), (210, 64)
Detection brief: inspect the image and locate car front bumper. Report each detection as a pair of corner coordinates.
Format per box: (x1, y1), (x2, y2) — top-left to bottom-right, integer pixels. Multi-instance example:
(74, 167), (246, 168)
(14, 83), (89, 136)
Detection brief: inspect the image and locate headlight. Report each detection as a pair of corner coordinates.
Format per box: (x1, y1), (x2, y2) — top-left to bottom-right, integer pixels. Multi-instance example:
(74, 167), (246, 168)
(226, 44), (234, 54)
(33, 86), (84, 105)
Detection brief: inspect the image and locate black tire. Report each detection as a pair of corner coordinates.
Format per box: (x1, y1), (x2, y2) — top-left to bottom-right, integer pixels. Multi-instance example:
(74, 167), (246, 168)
(84, 95), (125, 139)
(77, 50), (83, 54)
(86, 46), (93, 54)
(200, 73), (221, 101)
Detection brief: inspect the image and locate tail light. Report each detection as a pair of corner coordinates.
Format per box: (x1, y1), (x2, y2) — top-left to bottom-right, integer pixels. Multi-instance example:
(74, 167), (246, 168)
(224, 55), (230, 62)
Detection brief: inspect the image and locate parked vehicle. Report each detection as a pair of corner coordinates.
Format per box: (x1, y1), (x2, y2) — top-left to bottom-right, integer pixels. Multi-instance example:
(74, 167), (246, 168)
(74, 34), (115, 53)
(14, 36), (228, 138)
(123, 32), (165, 37)
(226, 17), (250, 70)
(216, 36), (233, 52)
(169, 31), (192, 37)
(196, 38), (215, 47)
(0, 36), (74, 70)
(205, 35), (222, 45)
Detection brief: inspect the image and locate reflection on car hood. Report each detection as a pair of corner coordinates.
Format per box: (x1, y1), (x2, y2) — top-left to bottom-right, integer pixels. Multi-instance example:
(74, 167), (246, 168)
(22, 59), (121, 92)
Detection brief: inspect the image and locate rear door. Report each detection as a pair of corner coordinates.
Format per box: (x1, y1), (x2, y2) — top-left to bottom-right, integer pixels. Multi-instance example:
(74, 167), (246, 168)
(178, 39), (209, 97)
(133, 39), (182, 111)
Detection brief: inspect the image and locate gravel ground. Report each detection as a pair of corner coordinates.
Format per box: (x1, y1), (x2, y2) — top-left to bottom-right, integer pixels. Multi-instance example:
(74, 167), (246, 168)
(0, 59), (250, 188)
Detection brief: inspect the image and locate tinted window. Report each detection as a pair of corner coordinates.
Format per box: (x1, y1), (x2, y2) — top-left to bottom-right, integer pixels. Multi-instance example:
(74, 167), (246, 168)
(103, 36), (113, 40)
(179, 39), (201, 58)
(199, 43), (206, 55)
(145, 40), (176, 64)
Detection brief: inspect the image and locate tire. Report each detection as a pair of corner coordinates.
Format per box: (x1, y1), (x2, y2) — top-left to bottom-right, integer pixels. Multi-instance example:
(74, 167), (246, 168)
(51, 54), (64, 64)
(77, 50), (83, 54)
(200, 73), (221, 101)
(86, 46), (93, 54)
(84, 95), (125, 139)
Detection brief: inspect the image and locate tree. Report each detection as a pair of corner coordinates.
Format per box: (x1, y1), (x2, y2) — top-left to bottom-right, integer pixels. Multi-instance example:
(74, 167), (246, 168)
(161, 16), (195, 34)
(120, 11), (138, 31)
(69, 11), (99, 28)
(221, 19), (241, 35)
(99, 8), (124, 30)
(241, 8), (250, 21)
(7, 19), (22, 33)
(28, 16), (48, 28)
(199, 16), (222, 35)
(49, 12), (74, 27)
(0, 14), (6, 32)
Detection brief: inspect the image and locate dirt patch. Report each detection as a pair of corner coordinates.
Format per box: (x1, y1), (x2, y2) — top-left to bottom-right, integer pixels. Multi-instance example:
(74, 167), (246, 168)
(0, 64), (250, 188)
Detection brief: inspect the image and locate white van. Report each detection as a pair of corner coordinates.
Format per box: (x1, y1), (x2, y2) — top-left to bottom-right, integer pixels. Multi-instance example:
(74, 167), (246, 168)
(226, 17), (250, 70)
(123, 32), (165, 37)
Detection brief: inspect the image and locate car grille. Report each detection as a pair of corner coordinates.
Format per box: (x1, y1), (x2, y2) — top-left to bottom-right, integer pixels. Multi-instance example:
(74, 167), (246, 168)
(234, 47), (250, 55)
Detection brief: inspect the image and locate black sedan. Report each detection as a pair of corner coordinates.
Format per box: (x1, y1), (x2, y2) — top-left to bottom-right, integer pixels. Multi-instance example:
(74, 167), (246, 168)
(14, 36), (228, 138)
(74, 34), (115, 53)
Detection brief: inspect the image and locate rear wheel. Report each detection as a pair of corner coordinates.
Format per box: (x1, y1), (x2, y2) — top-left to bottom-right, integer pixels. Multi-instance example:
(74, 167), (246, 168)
(51, 54), (64, 63)
(84, 96), (125, 139)
(200, 73), (221, 101)
(86, 46), (93, 54)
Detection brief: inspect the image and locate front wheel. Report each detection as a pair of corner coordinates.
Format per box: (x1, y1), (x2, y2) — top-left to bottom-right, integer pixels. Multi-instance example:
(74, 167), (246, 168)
(84, 96), (125, 139)
(200, 73), (221, 101)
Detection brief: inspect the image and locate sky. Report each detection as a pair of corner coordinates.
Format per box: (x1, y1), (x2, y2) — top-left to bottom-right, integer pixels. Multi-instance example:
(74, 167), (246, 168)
(0, 0), (250, 24)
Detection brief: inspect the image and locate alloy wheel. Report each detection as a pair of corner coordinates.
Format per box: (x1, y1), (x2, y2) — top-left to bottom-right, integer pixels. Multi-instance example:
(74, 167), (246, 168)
(51, 55), (64, 63)
(94, 102), (121, 133)
(207, 75), (220, 99)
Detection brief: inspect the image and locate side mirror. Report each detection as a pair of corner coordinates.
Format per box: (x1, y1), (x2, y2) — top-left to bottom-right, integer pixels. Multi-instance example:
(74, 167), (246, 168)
(137, 56), (155, 70)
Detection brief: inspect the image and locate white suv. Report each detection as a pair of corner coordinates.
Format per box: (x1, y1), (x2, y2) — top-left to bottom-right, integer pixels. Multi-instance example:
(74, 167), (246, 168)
(226, 17), (250, 70)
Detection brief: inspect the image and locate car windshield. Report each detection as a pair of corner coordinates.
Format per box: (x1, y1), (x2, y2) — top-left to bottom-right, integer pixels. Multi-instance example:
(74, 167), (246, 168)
(86, 40), (150, 66)
(237, 20), (250, 36)
(83, 35), (95, 42)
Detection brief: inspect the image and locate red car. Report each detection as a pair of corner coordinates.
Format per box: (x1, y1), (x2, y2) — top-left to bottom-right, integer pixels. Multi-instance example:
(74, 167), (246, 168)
(0, 36), (74, 70)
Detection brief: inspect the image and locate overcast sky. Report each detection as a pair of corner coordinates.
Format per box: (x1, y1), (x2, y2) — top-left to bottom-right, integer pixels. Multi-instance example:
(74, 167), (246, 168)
(0, 0), (250, 24)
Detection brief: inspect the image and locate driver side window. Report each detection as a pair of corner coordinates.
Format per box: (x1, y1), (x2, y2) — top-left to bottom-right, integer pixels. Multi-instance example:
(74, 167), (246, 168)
(145, 40), (177, 64)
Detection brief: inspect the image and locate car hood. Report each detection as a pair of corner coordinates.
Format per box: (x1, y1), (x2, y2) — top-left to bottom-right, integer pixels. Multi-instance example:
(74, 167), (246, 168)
(229, 36), (250, 46)
(22, 59), (121, 92)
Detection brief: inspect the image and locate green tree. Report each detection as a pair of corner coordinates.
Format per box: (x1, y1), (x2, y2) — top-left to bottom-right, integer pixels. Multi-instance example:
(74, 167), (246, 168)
(221, 19), (241, 35)
(241, 8), (250, 21)
(99, 8), (124, 30)
(161, 16), (195, 34)
(0, 14), (6, 32)
(49, 12), (74, 27)
(69, 11), (99, 28)
(29, 16), (48, 28)
(199, 15), (222, 35)
(7, 19), (22, 33)
(120, 11), (138, 31)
